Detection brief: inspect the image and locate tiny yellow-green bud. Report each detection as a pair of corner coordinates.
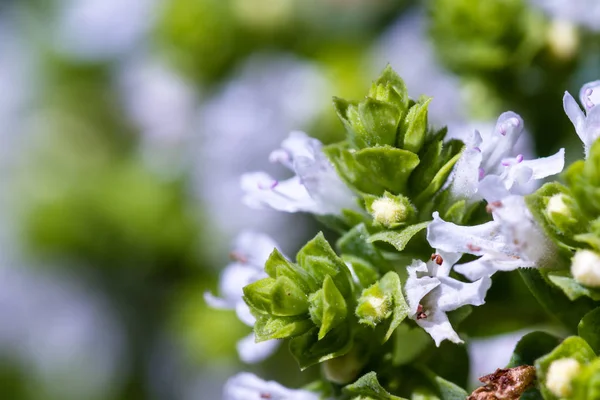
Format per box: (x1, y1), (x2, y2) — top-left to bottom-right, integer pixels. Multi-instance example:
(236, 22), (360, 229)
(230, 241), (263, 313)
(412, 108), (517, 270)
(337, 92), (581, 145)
(571, 250), (600, 288)
(370, 197), (408, 227)
(547, 19), (579, 60)
(546, 358), (581, 398)
(356, 284), (391, 327)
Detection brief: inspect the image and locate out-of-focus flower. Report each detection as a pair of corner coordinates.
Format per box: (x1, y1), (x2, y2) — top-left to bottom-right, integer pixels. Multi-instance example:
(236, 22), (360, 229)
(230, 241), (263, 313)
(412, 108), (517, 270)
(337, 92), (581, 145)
(530, 0), (600, 32)
(195, 55), (329, 247)
(52, 0), (157, 61)
(204, 231), (280, 363)
(405, 250), (491, 346)
(428, 196), (556, 281)
(223, 372), (319, 400)
(371, 9), (467, 126)
(563, 80), (600, 157)
(449, 112), (564, 203)
(241, 131), (358, 215)
(0, 264), (125, 400)
(116, 53), (198, 176)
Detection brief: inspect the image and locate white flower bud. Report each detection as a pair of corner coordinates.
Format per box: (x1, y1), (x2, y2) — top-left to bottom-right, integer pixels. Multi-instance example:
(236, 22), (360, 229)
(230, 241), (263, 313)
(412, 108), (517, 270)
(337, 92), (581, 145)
(547, 19), (579, 60)
(571, 250), (600, 288)
(546, 358), (581, 398)
(370, 197), (408, 227)
(546, 193), (570, 218)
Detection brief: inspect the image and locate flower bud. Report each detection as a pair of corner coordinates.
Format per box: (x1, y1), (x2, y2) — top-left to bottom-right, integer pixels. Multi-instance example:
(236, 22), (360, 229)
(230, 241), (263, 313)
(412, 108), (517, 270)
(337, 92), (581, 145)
(546, 358), (581, 398)
(355, 282), (391, 327)
(367, 192), (414, 228)
(571, 250), (600, 288)
(545, 193), (584, 236)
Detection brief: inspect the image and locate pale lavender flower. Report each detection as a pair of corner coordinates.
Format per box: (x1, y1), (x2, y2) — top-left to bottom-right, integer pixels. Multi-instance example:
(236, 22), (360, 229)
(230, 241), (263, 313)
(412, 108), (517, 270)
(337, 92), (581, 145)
(204, 231), (280, 363)
(241, 131), (358, 215)
(449, 112), (564, 203)
(224, 373), (319, 400)
(530, 0), (600, 32)
(405, 250), (491, 346)
(563, 80), (600, 156)
(428, 196), (556, 281)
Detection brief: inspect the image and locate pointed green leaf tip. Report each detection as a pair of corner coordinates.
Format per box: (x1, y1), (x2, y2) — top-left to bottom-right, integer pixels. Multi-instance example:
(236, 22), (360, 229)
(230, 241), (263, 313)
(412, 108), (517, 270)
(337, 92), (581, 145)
(309, 275), (348, 340)
(343, 371), (408, 400)
(333, 65), (410, 150)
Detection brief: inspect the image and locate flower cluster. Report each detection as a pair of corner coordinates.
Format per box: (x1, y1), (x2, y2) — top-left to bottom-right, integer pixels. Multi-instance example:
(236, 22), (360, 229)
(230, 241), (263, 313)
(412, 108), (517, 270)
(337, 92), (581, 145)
(207, 67), (600, 399)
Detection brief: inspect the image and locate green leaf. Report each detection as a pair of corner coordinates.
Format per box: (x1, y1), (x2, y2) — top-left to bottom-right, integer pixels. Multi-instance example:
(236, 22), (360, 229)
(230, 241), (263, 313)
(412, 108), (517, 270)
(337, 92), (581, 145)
(419, 368), (469, 400)
(342, 255), (380, 288)
(243, 277), (276, 315)
(579, 307), (600, 354)
(353, 146), (421, 195)
(380, 271), (410, 342)
(392, 324), (431, 366)
(546, 270), (600, 301)
(368, 221), (430, 252)
(535, 336), (597, 400)
(359, 98), (401, 147)
(308, 275), (348, 340)
(371, 64), (409, 111)
(413, 146), (463, 206)
(506, 331), (561, 368)
(519, 268), (595, 332)
(337, 223), (388, 268)
(289, 323), (353, 370)
(297, 232), (353, 298)
(254, 314), (313, 341)
(264, 248), (317, 293)
(399, 98), (431, 153)
(343, 371), (408, 400)
(270, 276), (310, 316)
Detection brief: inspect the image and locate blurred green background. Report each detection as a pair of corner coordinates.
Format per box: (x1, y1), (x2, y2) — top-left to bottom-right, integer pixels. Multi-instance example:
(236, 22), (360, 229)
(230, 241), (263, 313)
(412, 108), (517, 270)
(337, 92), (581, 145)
(0, 0), (598, 398)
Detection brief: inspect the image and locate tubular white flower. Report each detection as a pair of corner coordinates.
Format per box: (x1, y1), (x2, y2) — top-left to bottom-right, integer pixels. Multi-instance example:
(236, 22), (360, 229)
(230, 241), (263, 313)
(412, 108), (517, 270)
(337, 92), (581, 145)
(241, 131), (358, 215)
(404, 250), (491, 346)
(428, 196), (555, 281)
(449, 112), (564, 203)
(224, 372), (319, 400)
(204, 231), (280, 363)
(564, 80), (600, 157)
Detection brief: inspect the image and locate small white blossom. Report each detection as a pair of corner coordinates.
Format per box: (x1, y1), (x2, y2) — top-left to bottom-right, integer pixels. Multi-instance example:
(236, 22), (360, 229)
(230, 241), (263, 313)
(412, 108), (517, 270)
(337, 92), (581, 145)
(428, 196), (555, 281)
(571, 249), (600, 288)
(405, 250), (491, 346)
(241, 131), (358, 215)
(224, 372), (319, 400)
(204, 231), (280, 363)
(449, 112), (564, 203)
(563, 80), (600, 156)
(546, 358), (581, 398)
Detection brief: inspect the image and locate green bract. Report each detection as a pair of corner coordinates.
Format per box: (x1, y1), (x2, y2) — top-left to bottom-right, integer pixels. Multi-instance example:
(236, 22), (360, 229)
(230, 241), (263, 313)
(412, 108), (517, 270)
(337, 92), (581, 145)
(243, 232), (355, 368)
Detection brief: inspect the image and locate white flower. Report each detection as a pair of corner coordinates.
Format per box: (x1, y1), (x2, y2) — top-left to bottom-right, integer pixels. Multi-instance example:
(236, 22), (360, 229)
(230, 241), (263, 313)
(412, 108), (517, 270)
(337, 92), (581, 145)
(428, 196), (555, 281)
(241, 131), (358, 215)
(449, 112), (564, 203)
(563, 80), (600, 157)
(204, 231), (280, 363)
(224, 372), (319, 400)
(404, 250), (491, 346)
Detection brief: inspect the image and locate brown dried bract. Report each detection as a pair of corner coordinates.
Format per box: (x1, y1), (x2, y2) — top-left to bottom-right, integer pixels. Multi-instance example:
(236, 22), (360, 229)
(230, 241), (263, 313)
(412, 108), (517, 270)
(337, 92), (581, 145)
(467, 365), (536, 400)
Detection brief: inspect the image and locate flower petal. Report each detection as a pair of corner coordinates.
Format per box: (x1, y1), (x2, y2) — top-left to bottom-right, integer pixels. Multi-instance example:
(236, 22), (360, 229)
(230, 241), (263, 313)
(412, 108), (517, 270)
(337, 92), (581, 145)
(405, 260), (440, 315)
(415, 307), (462, 346)
(241, 172), (318, 213)
(428, 212), (512, 257)
(224, 372), (319, 400)
(563, 91), (586, 144)
(454, 255), (534, 281)
(234, 231), (279, 268)
(579, 80), (600, 111)
(435, 276), (492, 312)
(449, 130), (484, 201)
(484, 112), (524, 171)
(236, 333), (280, 364)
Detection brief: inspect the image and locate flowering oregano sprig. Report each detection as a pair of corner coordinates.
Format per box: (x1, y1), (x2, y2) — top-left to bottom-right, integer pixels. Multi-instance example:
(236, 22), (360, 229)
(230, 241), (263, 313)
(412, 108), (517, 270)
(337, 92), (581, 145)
(209, 67), (600, 399)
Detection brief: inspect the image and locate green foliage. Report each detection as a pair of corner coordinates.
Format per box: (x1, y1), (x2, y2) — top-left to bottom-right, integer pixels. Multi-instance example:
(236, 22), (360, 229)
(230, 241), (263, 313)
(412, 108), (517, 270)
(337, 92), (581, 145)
(535, 336), (597, 400)
(343, 372), (407, 400)
(368, 221), (430, 252)
(579, 308), (600, 355)
(506, 331), (561, 368)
